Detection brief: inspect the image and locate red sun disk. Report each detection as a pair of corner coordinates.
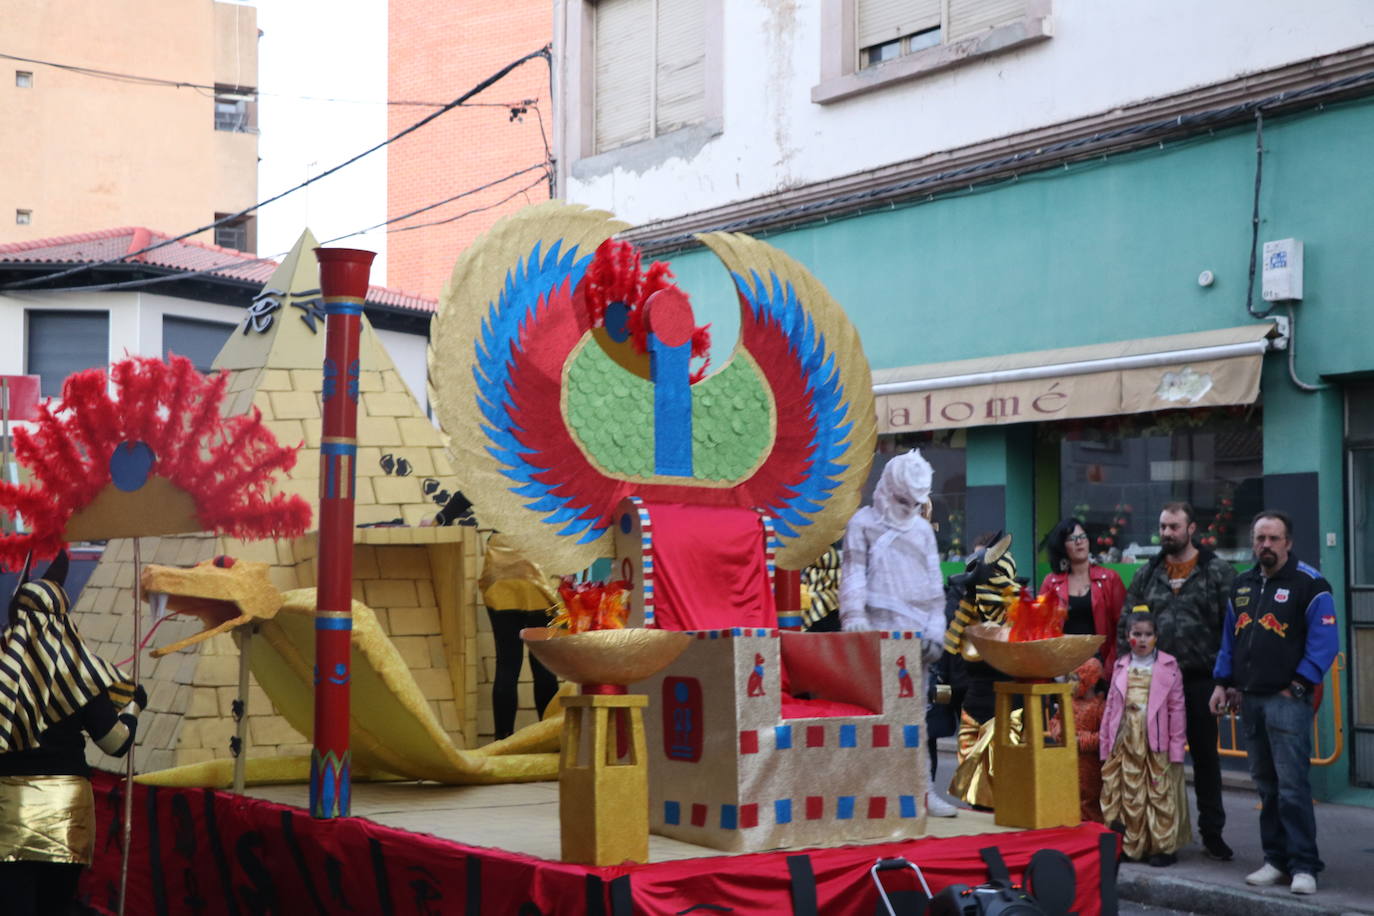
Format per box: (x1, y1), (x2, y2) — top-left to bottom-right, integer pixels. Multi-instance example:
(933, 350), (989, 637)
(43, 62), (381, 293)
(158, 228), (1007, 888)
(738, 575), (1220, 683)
(643, 288), (696, 348)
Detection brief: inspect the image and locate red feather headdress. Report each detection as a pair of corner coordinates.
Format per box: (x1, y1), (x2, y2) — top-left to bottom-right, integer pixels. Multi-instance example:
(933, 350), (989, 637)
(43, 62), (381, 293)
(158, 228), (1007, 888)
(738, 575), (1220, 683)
(583, 239), (712, 381)
(0, 355), (311, 569)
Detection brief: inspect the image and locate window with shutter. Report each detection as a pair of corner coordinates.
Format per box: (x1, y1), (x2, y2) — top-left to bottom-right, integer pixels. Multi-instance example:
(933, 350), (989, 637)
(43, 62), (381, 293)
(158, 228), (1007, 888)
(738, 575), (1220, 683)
(594, 0), (653, 153)
(816, 0), (1047, 103)
(948, 0), (1027, 42)
(26, 311), (109, 398)
(655, 0), (706, 136)
(857, 0), (940, 50)
(592, 0), (706, 155)
(855, 0), (1029, 69)
(163, 316), (235, 374)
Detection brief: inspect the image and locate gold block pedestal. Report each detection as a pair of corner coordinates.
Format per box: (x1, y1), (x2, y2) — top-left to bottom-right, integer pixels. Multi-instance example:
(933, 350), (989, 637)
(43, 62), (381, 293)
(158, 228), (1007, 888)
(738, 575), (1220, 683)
(559, 693), (650, 866)
(992, 680), (1080, 830)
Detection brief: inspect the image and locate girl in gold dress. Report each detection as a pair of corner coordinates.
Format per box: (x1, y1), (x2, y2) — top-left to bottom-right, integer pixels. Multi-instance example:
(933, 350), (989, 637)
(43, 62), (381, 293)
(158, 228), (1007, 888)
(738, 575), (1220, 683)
(1099, 610), (1190, 866)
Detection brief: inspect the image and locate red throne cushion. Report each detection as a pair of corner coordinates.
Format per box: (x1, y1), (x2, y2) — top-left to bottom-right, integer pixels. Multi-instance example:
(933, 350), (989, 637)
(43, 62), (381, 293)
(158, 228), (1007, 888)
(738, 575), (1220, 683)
(779, 695), (877, 719)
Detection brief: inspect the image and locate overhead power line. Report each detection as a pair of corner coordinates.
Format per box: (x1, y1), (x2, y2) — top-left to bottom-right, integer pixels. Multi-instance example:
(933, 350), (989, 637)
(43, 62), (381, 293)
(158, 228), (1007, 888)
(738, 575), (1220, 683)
(2, 44), (553, 291)
(322, 163), (549, 242)
(0, 51), (536, 108)
(8, 162), (554, 295)
(383, 172), (549, 235)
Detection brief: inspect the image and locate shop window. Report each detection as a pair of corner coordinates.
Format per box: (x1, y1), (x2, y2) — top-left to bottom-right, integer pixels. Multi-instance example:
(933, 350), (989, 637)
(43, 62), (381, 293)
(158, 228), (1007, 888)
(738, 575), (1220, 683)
(26, 310), (109, 397)
(868, 429), (968, 558)
(1347, 381), (1374, 785)
(1053, 407), (1262, 565)
(163, 315), (234, 373)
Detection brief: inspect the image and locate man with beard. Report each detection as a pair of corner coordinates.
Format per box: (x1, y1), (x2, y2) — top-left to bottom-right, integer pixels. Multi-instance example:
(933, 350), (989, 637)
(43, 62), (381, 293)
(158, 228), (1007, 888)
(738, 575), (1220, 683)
(1121, 501), (1236, 860)
(1210, 511), (1338, 896)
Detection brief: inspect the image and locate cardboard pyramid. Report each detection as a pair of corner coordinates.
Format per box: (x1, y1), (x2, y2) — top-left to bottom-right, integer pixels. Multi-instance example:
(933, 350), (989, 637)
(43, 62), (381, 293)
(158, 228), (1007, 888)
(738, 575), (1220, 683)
(69, 230), (484, 775)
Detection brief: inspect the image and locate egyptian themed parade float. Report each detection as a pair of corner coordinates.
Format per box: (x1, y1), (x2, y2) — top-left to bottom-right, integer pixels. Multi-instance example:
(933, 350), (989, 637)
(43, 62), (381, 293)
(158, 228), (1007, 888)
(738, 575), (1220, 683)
(0, 203), (1118, 914)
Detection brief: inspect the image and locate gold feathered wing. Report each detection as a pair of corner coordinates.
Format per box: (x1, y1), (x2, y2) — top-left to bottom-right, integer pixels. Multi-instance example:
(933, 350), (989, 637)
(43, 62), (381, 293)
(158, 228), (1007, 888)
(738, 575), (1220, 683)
(695, 231), (877, 569)
(428, 202), (629, 575)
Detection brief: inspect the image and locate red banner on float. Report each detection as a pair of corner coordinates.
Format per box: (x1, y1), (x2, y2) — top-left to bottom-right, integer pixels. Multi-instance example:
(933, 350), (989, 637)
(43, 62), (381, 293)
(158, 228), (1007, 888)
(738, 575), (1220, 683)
(79, 771), (1111, 916)
(0, 374), (40, 421)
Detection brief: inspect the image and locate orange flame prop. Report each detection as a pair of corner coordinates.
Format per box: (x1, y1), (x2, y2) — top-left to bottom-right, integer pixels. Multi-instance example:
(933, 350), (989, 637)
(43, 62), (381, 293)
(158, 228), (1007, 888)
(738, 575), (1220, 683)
(1007, 589), (1067, 642)
(551, 576), (632, 633)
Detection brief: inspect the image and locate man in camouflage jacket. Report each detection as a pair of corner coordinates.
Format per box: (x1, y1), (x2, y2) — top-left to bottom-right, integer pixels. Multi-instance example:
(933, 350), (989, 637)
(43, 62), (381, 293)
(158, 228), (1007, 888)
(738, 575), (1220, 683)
(1121, 502), (1237, 861)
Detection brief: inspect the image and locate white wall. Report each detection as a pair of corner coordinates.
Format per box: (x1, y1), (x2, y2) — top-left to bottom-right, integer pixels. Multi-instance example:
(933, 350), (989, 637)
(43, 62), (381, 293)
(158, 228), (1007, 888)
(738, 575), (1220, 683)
(375, 326), (432, 419)
(0, 291), (248, 374)
(0, 291), (431, 418)
(561, 0), (1374, 224)
(0, 291), (143, 381)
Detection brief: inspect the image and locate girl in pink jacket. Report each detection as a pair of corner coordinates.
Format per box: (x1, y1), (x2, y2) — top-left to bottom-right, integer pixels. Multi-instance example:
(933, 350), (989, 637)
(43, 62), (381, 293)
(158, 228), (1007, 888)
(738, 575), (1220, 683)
(1099, 610), (1191, 866)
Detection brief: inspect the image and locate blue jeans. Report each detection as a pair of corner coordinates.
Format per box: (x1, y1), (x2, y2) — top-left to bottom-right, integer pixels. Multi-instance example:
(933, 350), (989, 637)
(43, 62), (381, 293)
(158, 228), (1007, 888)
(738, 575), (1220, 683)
(1240, 691), (1323, 875)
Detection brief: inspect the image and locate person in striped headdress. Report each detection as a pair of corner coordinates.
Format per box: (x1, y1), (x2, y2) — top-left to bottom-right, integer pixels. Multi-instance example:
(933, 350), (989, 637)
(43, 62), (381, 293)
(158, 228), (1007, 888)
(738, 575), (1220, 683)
(0, 552), (145, 915)
(800, 543), (842, 632)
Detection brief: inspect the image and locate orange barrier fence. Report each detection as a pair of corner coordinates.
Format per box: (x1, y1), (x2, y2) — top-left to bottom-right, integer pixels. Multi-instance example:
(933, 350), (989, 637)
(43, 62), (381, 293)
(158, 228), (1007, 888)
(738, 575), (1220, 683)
(1217, 652), (1346, 766)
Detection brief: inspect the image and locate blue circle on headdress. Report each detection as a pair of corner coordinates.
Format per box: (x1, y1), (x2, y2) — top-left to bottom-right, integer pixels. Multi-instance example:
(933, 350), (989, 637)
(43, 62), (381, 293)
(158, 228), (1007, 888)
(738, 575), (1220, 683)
(605, 301), (631, 342)
(110, 442), (156, 492)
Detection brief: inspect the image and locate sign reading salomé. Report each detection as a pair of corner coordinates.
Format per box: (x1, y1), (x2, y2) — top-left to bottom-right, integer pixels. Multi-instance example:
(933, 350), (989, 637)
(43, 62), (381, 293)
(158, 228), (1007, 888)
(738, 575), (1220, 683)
(878, 350), (1266, 434)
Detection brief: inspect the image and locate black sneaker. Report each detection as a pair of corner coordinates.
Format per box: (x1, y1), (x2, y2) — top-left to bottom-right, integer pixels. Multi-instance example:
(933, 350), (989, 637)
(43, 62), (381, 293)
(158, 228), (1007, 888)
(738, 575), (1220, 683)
(1203, 834), (1234, 861)
(1149, 853), (1177, 868)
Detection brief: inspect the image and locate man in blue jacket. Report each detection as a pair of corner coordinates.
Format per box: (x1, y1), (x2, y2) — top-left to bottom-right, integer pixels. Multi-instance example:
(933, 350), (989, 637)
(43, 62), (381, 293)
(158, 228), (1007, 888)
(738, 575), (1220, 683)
(1210, 510), (1339, 897)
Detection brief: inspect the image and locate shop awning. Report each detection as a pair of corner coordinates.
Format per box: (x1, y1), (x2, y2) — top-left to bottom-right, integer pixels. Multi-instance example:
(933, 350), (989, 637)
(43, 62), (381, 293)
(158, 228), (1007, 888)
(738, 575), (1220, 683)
(873, 323), (1278, 433)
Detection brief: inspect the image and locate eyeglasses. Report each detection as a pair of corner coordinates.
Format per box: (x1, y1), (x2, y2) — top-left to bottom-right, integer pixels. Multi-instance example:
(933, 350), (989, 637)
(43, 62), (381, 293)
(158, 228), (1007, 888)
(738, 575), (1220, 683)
(1066, 534), (1089, 543)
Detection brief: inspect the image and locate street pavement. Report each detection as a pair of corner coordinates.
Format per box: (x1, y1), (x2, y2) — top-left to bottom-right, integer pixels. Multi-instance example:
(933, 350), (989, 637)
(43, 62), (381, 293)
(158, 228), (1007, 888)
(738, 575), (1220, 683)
(1114, 780), (1374, 916)
(933, 746), (1374, 915)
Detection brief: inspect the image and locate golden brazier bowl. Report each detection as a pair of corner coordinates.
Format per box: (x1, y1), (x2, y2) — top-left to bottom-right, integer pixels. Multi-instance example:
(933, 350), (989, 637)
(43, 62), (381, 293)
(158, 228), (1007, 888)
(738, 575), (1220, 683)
(965, 623), (1105, 680)
(521, 627), (692, 686)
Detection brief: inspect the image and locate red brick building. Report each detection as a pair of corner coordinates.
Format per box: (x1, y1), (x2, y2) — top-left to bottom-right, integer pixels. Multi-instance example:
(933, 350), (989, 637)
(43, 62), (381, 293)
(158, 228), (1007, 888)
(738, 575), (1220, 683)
(386, 1), (552, 299)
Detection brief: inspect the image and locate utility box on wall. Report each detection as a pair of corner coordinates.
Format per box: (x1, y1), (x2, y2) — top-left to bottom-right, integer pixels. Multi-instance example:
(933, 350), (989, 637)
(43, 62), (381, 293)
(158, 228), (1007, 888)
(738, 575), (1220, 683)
(1262, 238), (1304, 302)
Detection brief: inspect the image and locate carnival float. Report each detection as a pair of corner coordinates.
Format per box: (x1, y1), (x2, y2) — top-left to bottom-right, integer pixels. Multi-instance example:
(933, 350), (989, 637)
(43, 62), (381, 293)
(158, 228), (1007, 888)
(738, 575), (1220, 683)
(0, 203), (1116, 915)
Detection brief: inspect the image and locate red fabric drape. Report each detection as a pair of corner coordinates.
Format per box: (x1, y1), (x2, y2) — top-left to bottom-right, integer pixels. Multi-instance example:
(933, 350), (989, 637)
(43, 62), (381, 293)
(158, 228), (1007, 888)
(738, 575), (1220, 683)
(644, 503), (776, 630)
(619, 824), (1110, 915)
(80, 771), (1109, 916)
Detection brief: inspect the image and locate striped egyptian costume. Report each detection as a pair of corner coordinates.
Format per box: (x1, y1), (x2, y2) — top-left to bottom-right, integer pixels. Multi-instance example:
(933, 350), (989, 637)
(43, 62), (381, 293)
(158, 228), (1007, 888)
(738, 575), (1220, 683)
(0, 554), (142, 870)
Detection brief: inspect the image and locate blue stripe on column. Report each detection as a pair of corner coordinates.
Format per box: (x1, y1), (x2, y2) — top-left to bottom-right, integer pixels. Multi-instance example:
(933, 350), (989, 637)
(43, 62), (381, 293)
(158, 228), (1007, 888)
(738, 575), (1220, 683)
(324, 302), (365, 315)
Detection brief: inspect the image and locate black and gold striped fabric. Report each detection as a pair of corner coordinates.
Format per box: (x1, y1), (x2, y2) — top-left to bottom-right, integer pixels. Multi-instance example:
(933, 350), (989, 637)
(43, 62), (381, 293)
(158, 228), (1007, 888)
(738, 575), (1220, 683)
(943, 549), (1018, 656)
(800, 546), (841, 629)
(1, 577), (133, 754)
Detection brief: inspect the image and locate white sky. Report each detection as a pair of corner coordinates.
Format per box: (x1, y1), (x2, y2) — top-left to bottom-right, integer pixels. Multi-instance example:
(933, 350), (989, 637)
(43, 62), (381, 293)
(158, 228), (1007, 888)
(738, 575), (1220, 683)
(254, 1), (390, 284)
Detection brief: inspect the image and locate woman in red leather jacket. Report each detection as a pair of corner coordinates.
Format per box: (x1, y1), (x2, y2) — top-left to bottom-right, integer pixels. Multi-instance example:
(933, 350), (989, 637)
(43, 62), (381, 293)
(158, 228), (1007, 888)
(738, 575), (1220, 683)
(1039, 517), (1126, 669)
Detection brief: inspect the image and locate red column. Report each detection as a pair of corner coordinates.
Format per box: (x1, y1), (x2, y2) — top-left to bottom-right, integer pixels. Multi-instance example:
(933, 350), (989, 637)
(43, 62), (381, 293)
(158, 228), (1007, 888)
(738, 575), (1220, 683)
(310, 247), (375, 818)
(774, 568), (802, 630)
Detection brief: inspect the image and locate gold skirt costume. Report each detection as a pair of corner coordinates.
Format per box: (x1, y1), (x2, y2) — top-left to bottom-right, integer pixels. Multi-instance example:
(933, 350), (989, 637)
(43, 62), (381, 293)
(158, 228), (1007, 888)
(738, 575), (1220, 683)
(949, 709), (1022, 809)
(1100, 668), (1190, 859)
(0, 775), (95, 865)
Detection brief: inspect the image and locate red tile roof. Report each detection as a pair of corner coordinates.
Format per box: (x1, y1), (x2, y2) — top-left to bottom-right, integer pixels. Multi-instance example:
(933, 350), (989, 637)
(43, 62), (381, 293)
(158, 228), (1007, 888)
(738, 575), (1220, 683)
(0, 227), (438, 314)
